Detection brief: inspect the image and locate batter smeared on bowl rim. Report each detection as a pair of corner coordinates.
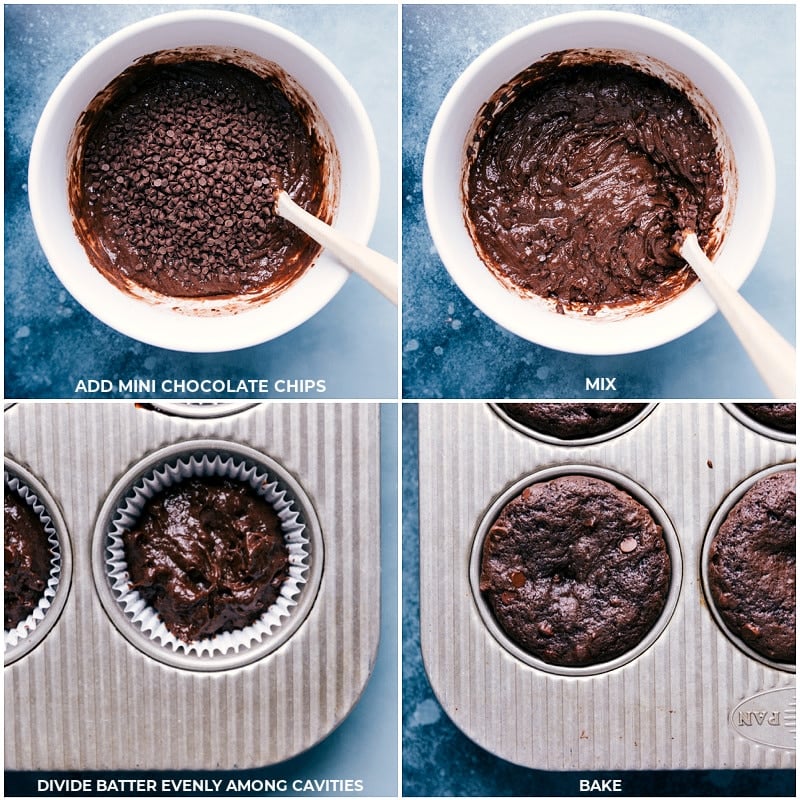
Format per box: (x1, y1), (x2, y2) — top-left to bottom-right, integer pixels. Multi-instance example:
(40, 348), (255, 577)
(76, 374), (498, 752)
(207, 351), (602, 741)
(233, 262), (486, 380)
(464, 51), (727, 315)
(69, 48), (338, 301)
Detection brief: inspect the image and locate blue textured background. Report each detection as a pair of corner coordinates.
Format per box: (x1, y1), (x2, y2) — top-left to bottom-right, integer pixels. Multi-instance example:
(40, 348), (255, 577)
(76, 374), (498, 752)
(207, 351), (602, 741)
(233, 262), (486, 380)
(402, 4), (796, 399)
(4, 4), (398, 400)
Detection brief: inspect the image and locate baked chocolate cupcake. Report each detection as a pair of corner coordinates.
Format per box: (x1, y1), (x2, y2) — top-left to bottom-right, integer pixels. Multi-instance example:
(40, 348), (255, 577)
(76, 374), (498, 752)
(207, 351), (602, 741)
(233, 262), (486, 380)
(735, 404), (796, 434)
(122, 477), (289, 643)
(4, 486), (52, 630)
(707, 469), (795, 663)
(496, 403), (647, 440)
(480, 474), (671, 666)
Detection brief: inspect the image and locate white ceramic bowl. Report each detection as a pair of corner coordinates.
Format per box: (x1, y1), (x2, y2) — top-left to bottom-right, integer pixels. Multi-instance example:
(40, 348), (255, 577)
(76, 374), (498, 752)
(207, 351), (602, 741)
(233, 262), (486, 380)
(424, 11), (775, 355)
(29, 10), (379, 352)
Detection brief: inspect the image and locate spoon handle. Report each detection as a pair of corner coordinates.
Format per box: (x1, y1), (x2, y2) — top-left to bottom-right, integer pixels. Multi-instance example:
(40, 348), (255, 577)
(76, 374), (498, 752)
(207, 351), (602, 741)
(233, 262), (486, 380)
(681, 233), (795, 398)
(276, 191), (398, 305)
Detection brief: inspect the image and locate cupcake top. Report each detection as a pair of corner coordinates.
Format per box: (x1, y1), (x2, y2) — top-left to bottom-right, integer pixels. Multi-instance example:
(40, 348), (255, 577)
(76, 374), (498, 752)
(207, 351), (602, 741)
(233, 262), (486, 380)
(707, 469), (796, 663)
(480, 474), (670, 666)
(735, 403), (796, 434)
(4, 486), (52, 630)
(123, 477), (290, 643)
(496, 402), (647, 440)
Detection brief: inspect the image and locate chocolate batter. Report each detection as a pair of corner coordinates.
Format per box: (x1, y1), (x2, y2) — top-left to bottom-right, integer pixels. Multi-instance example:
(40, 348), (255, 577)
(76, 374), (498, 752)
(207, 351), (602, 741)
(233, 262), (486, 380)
(465, 54), (725, 312)
(70, 53), (334, 299)
(480, 475), (670, 666)
(708, 470), (795, 662)
(5, 487), (52, 630)
(123, 477), (290, 642)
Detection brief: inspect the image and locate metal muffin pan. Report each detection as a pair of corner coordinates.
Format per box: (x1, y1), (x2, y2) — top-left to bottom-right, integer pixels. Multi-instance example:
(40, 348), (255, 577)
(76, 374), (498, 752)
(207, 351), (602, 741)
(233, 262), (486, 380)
(4, 401), (381, 770)
(419, 402), (796, 770)
(722, 403), (796, 444)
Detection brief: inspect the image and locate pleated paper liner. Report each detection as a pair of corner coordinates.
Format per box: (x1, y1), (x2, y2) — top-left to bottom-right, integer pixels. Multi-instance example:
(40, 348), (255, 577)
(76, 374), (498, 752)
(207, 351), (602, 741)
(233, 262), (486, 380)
(148, 401), (259, 419)
(4, 459), (72, 665)
(93, 440), (323, 671)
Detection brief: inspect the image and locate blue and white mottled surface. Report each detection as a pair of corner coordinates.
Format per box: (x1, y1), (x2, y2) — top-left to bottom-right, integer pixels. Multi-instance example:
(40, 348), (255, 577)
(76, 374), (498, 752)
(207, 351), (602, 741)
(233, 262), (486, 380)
(4, 4), (398, 400)
(402, 4), (795, 399)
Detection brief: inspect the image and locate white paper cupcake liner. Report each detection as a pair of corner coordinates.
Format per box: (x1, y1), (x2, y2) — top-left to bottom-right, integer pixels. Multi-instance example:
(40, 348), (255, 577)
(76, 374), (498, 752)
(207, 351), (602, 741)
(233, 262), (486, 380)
(104, 449), (310, 661)
(4, 471), (63, 654)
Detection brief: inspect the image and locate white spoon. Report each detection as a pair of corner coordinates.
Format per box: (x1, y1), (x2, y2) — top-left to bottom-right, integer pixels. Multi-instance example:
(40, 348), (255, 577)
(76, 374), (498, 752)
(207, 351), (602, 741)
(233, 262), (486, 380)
(275, 190), (398, 305)
(680, 231), (795, 398)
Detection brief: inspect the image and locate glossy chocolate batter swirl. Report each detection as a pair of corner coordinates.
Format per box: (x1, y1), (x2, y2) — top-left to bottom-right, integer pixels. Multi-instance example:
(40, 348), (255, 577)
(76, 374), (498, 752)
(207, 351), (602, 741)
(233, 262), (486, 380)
(465, 55), (725, 312)
(123, 477), (289, 643)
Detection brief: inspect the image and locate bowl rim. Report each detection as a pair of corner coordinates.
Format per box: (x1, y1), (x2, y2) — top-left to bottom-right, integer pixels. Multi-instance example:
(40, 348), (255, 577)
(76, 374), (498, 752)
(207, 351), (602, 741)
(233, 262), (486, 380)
(423, 9), (776, 355)
(28, 9), (380, 353)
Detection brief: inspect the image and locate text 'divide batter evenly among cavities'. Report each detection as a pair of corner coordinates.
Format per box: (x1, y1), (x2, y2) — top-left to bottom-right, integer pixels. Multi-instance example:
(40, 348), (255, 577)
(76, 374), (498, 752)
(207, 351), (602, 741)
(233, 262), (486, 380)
(68, 49), (337, 301)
